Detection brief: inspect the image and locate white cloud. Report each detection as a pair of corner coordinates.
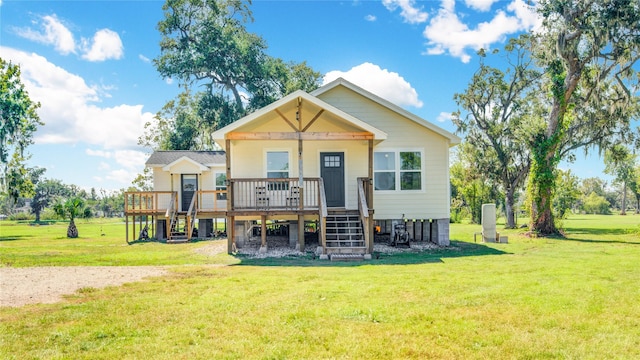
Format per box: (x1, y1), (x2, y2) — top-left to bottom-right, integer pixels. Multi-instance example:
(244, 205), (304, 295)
(81, 29), (124, 62)
(422, 0), (539, 63)
(14, 14), (76, 55)
(437, 112), (453, 123)
(106, 168), (139, 185)
(14, 14), (124, 62)
(97, 162), (111, 171)
(86, 149), (112, 158)
(365, 14), (377, 22)
(465, 0), (499, 12)
(382, 0), (428, 24)
(2, 47), (153, 150)
(138, 54), (150, 63)
(323, 62), (423, 108)
(113, 150), (147, 171)
(87, 149), (148, 186)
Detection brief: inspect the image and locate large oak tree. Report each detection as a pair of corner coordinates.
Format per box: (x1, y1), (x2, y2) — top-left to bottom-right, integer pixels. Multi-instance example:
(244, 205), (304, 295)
(529, 0), (640, 234)
(453, 36), (542, 228)
(146, 0), (322, 151)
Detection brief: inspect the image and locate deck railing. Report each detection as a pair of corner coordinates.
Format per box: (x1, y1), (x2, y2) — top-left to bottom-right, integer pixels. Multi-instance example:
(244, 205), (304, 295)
(194, 190), (227, 213)
(229, 178), (321, 211)
(125, 191), (176, 214)
(125, 179), (321, 215)
(186, 193), (198, 240)
(125, 191), (227, 214)
(318, 178), (328, 253)
(357, 177), (372, 253)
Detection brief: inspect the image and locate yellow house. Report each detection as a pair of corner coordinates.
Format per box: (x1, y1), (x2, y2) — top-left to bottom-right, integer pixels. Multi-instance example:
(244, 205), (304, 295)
(125, 78), (460, 259)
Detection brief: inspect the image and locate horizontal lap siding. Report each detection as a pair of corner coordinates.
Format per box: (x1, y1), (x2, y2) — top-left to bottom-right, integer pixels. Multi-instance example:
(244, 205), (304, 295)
(319, 88), (451, 219)
(232, 139), (369, 210)
(153, 168), (172, 191)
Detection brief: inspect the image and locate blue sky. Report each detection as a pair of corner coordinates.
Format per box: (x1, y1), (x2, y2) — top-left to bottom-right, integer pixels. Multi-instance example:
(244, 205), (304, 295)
(1, 0), (610, 193)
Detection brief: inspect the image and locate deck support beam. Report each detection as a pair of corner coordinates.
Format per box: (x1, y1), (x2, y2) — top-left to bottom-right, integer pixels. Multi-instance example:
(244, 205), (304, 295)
(298, 215), (305, 252)
(368, 139), (374, 254)
(260, 215), (267, 253)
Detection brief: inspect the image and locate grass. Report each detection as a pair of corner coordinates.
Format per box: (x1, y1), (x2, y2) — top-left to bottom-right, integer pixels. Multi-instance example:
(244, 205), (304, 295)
(1, 215), (640, 359)
(0, 218), (236, 266)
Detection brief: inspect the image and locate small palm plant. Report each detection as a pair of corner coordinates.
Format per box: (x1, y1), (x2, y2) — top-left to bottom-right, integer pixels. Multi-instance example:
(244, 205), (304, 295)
(53, 197), (85, 238)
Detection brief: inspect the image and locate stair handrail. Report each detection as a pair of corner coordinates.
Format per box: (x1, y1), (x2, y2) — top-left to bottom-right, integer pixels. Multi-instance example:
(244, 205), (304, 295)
(186, 193), (198, 240)
(165, 192), (177, 241)
(318, 178), (328, 254)
(357, 177), (371, 253)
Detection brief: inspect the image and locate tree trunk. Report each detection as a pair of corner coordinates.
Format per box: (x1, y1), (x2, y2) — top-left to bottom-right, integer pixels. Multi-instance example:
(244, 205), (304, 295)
(67, 218), (79, 238)
(621, 182), (627, 215)
(528, 135), (560, 236)
(505, 190), (516, 229)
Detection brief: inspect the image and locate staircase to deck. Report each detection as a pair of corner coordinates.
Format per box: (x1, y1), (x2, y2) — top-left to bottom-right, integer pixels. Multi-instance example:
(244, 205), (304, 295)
(325, 210), (366, 260)
(167, 214), (190, 243)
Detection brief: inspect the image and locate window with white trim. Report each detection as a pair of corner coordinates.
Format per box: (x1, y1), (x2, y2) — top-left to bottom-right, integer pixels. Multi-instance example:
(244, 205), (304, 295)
(266, 151), (289, 190)
(215, 172), (227, 200)
(374, 151), (422, 191)
(266, 151), (289, 178)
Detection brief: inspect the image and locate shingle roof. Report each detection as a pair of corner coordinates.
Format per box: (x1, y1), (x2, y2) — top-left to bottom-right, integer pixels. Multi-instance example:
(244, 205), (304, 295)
(145, 151), (225, 166)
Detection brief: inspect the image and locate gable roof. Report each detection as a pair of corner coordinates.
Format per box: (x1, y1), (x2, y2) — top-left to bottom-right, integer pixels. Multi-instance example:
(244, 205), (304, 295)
(211, 89), (388, 149)
(145, 151), (225, 167)
(312, 78), (461, 145)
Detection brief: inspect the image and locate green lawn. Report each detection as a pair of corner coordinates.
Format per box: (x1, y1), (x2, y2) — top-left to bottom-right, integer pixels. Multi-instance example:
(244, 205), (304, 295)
(1, 215), (639, 359)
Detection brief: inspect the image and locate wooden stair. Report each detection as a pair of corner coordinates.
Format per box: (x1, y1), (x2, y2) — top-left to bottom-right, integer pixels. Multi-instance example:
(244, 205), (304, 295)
(167, 214), (189, 244)
(325, 210), (366, 260)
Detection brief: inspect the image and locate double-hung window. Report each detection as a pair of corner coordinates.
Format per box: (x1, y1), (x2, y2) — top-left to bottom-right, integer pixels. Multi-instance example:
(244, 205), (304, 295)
(215, 172), (227, 200)
(266, 151), (289, 190)
(374, 150), (423, 191)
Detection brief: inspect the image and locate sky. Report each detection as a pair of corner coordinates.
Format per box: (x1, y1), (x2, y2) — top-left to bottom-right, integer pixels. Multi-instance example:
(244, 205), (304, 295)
(0, 0), (614, 193)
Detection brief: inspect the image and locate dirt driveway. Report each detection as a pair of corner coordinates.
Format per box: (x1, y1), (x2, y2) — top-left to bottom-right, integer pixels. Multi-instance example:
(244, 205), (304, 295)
(0, 266), (169, 307)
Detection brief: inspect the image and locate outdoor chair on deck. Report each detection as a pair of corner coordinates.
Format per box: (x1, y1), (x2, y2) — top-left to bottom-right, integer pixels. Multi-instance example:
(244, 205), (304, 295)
(255, 186), (270, 209)
(286, 186), (300, 209)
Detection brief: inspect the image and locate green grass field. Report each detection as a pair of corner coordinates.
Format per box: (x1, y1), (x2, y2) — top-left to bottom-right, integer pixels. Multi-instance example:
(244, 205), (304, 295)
(1, 215), (639, 359)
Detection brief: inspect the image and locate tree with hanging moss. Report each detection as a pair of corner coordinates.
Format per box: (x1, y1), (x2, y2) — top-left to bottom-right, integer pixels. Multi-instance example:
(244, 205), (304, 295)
(453, 35), (542, 228)
(528, 0), (640, 235)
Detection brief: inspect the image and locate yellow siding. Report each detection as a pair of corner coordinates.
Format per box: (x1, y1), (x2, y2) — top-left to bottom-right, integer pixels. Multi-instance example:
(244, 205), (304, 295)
(318, 87), (452, 219)
(167, 159), (203, 174)
(153, 168), (172, 191)
(230, 139), (369, 210)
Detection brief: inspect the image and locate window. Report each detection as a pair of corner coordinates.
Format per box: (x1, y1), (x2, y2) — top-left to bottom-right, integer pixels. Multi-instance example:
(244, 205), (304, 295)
(374, 152), (395, 191)
(374, 151), (422, 191)
(267, 151), (289, 190)
(267, 151), (289, 178)
(324, 155), (341, 168)
(215, 172), (227, 200)
(400, 151), (421, 190)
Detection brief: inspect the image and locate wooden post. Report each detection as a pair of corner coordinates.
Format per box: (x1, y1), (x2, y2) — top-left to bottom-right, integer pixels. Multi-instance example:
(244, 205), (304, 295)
(297, 98), (304, 210)
(226, 138), (234, 253)
(261, 215), (267, 248)
(368, 139), (374, 254)
(227, 215), (235, 253)
(298, 215), (305, 252)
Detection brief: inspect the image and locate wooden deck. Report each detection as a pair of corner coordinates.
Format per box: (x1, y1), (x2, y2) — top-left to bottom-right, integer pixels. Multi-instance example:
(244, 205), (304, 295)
(124, 177), (374, 257)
